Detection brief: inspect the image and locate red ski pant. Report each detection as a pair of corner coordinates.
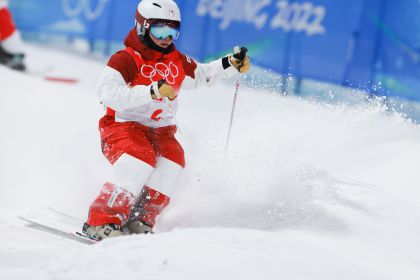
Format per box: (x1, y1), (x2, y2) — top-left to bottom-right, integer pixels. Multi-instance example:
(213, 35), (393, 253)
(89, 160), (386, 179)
(0, 7), (16, 41)
(87, 116), (185, 226)
(99, 115), (185, 167)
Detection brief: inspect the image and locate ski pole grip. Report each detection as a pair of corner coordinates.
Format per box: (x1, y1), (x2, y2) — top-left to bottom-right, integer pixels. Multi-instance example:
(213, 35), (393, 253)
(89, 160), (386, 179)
(233, 46), (248, 61)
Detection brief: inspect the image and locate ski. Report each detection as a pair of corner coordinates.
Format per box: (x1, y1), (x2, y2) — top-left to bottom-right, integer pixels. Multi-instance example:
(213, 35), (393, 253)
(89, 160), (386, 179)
(25, 65), (79, 84)
(43, 76), (79, 84)
(18, 215), (97, 245)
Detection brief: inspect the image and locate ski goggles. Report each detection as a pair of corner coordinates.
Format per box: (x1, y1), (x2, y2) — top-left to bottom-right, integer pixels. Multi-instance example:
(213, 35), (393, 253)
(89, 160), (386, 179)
(150, 23), (180, 40)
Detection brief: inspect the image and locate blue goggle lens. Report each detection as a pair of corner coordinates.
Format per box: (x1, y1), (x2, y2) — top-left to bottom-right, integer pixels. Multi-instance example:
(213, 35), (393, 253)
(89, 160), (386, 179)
(150, 24), (180, 40)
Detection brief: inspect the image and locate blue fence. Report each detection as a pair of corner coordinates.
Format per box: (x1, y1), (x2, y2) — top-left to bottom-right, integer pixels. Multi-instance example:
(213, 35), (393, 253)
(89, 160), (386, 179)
(9, 0), (420, 101)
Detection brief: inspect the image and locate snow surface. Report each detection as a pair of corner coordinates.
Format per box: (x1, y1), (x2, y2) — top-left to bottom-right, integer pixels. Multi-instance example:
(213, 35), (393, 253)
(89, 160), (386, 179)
(1, 44), (420, 280)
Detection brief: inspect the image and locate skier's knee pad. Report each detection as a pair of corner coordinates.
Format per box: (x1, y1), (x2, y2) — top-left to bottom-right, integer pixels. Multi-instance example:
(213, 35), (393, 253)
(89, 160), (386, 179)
(106, 153), (155, 195)
(145, 157), (183, 197)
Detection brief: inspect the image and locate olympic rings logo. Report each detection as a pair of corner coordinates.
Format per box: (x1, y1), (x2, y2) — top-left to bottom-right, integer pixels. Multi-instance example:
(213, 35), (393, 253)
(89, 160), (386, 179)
(62, 0), (109, 20)
(141, 62), (179, 85)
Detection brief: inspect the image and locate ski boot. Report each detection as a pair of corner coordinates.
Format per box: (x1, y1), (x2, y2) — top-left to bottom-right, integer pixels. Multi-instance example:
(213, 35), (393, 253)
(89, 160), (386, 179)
(125, 220), (153, 234)
(82, 223), (123, 241)
(125, 186), (170, 234)
(0, 45), (26, 71)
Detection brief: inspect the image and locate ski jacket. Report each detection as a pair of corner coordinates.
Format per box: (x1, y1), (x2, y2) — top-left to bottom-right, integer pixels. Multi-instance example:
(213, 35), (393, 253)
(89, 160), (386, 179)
(98, 29), (238, 128)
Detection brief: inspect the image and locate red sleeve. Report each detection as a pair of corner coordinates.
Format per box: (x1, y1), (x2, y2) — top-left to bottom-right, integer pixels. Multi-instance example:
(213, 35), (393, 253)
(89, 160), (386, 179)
(179, 53), (198, 79)
(107, 51), (138, 83)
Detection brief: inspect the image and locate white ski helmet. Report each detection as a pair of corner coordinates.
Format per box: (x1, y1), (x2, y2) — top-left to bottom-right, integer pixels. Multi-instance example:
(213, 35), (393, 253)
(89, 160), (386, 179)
(135, 0), (181, 48)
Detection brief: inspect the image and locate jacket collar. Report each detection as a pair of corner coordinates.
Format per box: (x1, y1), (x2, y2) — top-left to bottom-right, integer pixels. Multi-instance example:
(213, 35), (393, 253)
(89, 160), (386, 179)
(124, 28), (176, 60)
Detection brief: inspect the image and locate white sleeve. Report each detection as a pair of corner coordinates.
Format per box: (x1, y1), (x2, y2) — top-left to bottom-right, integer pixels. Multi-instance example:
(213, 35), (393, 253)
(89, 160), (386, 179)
(181, 57), (239, 90)
(97, 66), (153, 111)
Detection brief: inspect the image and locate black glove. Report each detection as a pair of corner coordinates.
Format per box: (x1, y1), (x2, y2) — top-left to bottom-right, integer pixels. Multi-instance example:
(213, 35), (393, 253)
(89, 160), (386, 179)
(230, 46), (250, 73)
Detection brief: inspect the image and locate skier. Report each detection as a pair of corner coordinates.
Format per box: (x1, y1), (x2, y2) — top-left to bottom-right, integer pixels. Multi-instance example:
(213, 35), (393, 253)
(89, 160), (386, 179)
(83, 0), (250, 240)
(0, 0), (25, 71)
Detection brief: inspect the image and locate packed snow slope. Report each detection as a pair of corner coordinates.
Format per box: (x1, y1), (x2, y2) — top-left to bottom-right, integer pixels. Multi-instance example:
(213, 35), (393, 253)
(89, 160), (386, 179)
(1, 44), (420, 280)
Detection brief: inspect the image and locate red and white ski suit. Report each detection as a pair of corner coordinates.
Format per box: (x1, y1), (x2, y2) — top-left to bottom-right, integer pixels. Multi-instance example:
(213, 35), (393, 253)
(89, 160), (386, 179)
(87, 29), (238, 228)
(0, 0), (24, 54)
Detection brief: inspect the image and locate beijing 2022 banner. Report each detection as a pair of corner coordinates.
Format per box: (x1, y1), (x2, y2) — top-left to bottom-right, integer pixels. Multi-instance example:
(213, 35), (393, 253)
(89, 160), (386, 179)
(9, 0), (420, 101)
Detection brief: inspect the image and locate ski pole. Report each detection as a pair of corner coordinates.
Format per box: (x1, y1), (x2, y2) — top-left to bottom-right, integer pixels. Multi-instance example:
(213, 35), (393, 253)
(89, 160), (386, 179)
(224, 46), (248, 153)
(224, 79), (241, 153)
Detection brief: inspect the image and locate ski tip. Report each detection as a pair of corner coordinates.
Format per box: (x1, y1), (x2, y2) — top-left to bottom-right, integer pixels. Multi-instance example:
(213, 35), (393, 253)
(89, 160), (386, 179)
(18, 215), (97, 245)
